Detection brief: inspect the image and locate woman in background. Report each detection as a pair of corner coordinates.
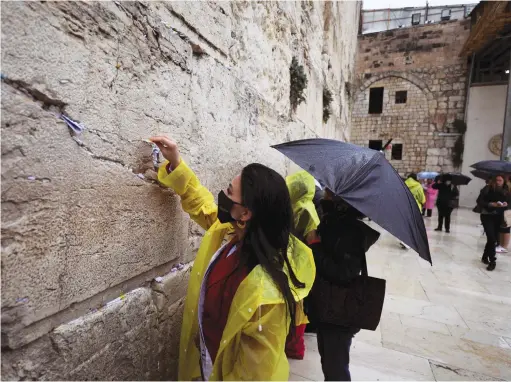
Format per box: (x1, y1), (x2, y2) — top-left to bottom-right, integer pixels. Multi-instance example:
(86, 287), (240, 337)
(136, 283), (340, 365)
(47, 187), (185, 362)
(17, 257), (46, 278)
(433, 174), (459, 233)
(307, 191), (380, 381)
(477, 175), (510, 271)
(285, 171), (321, 360)
(497, 175), (511, 253)
(422, 178), (438, 218)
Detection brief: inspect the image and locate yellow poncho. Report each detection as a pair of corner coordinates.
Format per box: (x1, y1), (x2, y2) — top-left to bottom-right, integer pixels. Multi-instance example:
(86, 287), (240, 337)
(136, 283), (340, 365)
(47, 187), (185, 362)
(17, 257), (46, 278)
(286, 170), (321, 327)
(286, 170), (321, 239)
(158, 161), (316, 381)
(405, 177), (426, 211)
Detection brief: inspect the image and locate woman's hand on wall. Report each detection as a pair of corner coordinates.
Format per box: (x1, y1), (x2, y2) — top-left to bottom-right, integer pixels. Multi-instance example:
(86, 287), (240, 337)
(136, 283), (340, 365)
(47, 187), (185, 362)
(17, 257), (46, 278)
(150, 136), (181, 169)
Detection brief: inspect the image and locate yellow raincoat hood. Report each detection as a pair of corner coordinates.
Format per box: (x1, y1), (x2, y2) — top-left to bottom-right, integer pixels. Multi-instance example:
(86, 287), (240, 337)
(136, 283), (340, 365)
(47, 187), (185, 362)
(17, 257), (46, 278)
(158, 160), (315, 381)
(405, 177), (426, 210)
(286, 170), (320, 238)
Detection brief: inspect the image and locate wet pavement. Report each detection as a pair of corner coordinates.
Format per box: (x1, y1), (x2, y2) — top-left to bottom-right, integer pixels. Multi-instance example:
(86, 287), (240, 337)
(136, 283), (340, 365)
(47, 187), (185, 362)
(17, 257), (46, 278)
(290, 208), (511, 381)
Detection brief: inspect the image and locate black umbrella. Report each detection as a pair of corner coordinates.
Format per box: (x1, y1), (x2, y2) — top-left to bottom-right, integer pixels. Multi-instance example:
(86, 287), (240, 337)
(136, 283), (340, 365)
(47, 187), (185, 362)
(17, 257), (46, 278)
(272, 138), (431, 264)
(445, 172), (471, 186)
(470, 169), (492, 181)
(470, 160), (511, 175)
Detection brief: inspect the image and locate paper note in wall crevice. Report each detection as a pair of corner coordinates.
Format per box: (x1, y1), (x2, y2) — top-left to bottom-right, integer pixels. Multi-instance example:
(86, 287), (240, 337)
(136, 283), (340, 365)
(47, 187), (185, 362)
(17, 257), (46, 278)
(60, 114), (85, 135)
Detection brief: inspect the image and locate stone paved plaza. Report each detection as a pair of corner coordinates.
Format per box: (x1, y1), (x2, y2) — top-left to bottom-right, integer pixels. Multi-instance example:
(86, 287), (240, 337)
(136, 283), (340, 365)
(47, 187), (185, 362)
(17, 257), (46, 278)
(290, 208), (511, 381)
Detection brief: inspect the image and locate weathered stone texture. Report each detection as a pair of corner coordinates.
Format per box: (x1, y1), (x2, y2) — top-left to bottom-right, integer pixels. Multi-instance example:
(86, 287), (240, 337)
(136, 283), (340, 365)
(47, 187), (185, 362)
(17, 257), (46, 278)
(2, 283), (186, 381)
(352, 19), (470, 174)
(1, 1), (360, 379)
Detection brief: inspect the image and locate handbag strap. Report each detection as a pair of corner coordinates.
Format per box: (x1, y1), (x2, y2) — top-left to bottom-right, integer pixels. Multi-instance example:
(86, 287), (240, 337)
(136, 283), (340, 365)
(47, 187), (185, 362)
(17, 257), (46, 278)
(361, 252), (368, 277)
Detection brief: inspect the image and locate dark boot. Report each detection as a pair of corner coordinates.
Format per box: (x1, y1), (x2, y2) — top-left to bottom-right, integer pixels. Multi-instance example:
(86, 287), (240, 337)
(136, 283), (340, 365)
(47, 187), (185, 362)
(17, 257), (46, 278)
(481, 255), (489, 265)
(445, 212), (451, 233)
(436, 211), (444, 231)
(487, 262), (496, 271)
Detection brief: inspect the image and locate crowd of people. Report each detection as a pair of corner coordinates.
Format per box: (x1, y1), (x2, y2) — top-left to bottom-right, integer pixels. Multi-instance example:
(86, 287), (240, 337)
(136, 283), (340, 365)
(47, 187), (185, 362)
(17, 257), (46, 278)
(150, 135), (508, 381)
(408, 172), (510, 271)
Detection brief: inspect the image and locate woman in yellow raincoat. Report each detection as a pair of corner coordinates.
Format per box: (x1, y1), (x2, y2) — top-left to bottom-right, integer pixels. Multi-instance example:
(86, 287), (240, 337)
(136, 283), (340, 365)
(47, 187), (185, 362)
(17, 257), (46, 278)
(285, 171), (320, 359)
(151, 136), (315, 381)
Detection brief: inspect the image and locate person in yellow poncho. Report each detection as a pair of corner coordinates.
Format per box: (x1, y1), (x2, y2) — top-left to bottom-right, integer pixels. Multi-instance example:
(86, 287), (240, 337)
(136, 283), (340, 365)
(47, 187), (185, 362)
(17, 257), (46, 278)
(287, 171), (321, 243)
(150, 136), (316, 381)
(400, 173), (426, 249)
(405, 173), (426, 211)
(285, 171), (320, 360)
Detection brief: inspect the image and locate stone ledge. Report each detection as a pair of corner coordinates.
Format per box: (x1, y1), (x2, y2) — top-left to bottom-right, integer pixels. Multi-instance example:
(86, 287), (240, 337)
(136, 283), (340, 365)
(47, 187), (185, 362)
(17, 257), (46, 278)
(1, 287), (186, 381)
(2, 260), (192, 350)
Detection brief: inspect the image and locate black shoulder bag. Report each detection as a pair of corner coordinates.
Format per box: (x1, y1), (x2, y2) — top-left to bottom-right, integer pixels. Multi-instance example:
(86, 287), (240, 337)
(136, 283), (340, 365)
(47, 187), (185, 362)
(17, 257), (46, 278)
(308, 254), (386, 331)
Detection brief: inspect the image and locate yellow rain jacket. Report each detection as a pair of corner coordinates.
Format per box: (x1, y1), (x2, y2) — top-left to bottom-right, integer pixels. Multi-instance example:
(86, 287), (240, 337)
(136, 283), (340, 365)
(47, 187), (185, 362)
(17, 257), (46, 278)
(286, 170), (320, 326)
(158, 160), (316, 381)
(286, 170), (320, 239)
(405, 177), (426, 211)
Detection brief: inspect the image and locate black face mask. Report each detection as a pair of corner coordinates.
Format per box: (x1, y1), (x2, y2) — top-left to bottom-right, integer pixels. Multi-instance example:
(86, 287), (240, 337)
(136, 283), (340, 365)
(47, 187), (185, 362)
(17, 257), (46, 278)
(218, 190), (238, 223)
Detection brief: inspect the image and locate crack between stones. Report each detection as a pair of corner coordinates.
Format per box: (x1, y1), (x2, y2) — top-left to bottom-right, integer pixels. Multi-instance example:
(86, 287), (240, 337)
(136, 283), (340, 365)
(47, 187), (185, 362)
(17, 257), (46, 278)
(115, 2), (191, 74)
(168, 8), (227, 59)
(2, 77), (67, 111)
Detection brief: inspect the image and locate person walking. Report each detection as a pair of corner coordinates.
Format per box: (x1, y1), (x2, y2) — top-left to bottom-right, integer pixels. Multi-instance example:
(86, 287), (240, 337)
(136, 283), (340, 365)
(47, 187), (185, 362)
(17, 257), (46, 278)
(306, 191), (380, 381)
(422, 179), (438, 218)
(401, 173), (425, 248)
(284, 170), (320, 360)
(150, 136), (315, 380)
(477, 175), (510, 271)
(433, 174), (459, 233)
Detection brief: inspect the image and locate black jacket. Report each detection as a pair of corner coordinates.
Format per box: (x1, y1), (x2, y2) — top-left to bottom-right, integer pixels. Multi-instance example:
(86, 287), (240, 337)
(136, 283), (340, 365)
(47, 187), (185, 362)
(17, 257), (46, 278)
(477, 185), (510, 215)
(432, 183), (459, 208)
(310, 212), (380, 285)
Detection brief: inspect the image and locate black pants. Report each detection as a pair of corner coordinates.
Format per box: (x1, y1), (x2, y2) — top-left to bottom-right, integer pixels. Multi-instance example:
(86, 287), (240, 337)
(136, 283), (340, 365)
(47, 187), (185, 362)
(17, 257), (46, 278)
(422, 208), (432, 217)
(437, 207), (453, 231)
(317, 324), (359, 381)
(481, 214), (500, 263)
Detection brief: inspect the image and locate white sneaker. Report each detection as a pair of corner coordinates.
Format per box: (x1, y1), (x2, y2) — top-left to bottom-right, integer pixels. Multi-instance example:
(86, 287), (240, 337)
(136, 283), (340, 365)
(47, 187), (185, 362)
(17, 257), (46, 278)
(496, 246), (508, 253)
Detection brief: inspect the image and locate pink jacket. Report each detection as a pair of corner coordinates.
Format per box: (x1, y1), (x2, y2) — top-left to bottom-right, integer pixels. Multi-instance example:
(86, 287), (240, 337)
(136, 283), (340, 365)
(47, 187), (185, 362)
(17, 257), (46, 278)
(424, 185), (438, 210)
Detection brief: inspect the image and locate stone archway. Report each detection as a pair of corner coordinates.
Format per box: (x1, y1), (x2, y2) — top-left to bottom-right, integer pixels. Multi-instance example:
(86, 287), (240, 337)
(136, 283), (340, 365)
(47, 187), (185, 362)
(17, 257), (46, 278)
(356, 71), (434, 104)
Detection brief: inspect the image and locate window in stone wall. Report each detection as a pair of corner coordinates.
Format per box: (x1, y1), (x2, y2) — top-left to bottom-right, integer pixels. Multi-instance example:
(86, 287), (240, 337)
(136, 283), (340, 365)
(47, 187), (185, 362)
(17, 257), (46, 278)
(441, 9), (451, 21)
(368, 87), (384, 114)
(395, 90), (407, 104)
(391, 144), (403, 160)
(369, 140), (383, 151)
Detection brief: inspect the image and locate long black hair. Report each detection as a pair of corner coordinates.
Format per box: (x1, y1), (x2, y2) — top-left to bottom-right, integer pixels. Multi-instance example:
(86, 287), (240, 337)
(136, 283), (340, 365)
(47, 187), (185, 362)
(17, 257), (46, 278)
(240, 163), (305, 328)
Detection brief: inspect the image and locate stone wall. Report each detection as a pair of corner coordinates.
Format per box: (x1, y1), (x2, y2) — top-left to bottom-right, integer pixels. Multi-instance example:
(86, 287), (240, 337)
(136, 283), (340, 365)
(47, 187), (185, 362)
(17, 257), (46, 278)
(352, 19), (470, 174)
(1, 1), (360, 380)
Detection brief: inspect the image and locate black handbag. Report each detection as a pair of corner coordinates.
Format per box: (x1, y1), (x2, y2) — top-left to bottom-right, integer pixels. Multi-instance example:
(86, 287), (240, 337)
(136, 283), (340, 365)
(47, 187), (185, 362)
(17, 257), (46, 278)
(309, 254), (386, 331)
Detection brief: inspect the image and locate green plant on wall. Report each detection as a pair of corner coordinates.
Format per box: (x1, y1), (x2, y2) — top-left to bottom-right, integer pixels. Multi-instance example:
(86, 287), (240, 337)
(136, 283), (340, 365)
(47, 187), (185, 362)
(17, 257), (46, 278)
(323, 87), (332, 123)
(451, 119), (466, 168)
(290, 57), (308, 111)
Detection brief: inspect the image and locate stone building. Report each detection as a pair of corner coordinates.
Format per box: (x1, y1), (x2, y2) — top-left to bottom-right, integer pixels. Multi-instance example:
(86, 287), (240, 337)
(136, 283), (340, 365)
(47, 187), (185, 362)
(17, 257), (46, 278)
(352, 18), (471, 175)
(458, 1), (511, 207)
(1, 1), (360, 380)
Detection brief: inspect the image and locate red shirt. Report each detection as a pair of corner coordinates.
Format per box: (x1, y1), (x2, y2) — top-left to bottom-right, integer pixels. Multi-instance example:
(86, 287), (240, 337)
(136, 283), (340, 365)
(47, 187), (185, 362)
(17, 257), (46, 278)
(203, 240), (249, 361)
